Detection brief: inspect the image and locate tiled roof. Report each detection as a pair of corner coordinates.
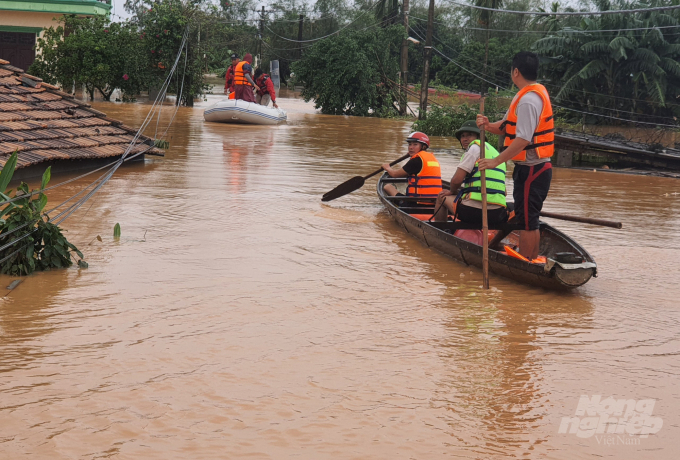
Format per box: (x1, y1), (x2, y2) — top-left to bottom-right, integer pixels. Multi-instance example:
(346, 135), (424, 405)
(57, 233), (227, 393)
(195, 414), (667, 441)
(0, 58), (163, 171)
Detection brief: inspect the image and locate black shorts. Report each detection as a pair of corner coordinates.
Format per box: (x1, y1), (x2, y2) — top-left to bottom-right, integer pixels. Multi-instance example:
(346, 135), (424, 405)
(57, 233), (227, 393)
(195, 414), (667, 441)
(456, 202), (508, 226)
(512, 162), (552, 231)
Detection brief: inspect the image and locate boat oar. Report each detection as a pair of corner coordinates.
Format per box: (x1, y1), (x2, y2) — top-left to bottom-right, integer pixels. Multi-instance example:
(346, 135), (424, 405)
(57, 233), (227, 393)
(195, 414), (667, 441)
(479, 97), (490, 290)
(321, 153), (411, 202)
(489, 211), (622, 250)
(539, 211), (622, 229)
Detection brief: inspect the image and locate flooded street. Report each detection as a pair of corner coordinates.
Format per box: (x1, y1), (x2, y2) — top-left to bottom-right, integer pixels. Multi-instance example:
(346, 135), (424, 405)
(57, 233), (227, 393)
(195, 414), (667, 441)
(1, 94), (679, 459)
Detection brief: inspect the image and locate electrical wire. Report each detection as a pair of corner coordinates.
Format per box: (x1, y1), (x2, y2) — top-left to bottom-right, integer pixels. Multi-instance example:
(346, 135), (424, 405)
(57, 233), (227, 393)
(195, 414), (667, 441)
(264, 0), (382, 43)
(409, 25), (680, 127)
(448, 1), (680, 16)
(411, 15), (680, 34)
(410, 19), (680, 111)
(0, 26), (190, 261)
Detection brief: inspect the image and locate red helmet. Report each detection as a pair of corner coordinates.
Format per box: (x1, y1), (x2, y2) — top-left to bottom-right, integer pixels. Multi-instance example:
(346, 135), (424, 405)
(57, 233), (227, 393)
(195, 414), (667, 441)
(406, 131), (430, 149)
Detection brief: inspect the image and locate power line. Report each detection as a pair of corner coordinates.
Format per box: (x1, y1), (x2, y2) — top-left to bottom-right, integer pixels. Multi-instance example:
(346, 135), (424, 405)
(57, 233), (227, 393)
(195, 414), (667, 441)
(265, 0), (382, 43)
(411, 14), (680, 34)
(411, 28), (680, 127)
(448, 1), (680, 16)
(410, 19), (680, 111)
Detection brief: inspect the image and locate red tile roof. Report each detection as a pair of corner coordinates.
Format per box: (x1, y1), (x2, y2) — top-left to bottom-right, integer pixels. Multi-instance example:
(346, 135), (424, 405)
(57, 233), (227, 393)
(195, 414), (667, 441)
(0, 59), (164, 170)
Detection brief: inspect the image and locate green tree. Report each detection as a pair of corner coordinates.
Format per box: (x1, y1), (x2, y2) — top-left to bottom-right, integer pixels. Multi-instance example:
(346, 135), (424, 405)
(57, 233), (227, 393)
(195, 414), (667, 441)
(29, 16), (147, 101)
(435, 38), (522, 91)
(534, 0), (680, 121)
(136, 0), (211, 107)
(292, 25), (404, 116)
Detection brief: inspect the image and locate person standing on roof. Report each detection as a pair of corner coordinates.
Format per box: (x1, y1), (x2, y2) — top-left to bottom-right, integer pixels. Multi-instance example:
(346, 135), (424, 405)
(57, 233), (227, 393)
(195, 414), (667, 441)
(382, 132), (442, 204)
(224, 53), (240, 98)
(253, 68), (279, 108)
(476, 51), (554, 259)
(233, 53), (256, 103)
(433, 121), (507, 225)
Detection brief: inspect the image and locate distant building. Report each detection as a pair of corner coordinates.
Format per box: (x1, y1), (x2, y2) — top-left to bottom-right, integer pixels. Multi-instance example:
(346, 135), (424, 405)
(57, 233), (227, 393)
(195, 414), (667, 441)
(0, 0), (111, 72)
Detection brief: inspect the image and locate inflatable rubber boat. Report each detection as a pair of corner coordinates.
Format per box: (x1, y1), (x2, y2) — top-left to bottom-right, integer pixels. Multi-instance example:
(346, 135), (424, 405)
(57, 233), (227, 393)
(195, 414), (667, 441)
(204, 99), (287, 125)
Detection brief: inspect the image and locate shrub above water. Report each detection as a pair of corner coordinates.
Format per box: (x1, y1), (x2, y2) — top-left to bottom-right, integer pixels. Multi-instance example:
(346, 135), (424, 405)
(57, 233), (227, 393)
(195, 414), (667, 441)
(0, 152), (86, 276)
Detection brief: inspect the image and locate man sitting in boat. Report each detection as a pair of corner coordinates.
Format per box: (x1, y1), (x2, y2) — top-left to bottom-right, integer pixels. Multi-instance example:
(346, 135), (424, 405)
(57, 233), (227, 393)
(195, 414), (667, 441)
(253, 68), (279, 109)
(224, 53), (239, 99)
(233, 53), (257, 103)
(433, 120), (508, 225)
(382, 132), (442, 204)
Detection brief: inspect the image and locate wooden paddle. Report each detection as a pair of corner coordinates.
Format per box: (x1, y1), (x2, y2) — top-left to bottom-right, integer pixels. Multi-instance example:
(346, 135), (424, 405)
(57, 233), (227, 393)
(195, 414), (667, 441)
(539, 211), (623, 229)
(321, 153), (411, 202)
(489, 211), (622, 250)
(479, 97), (490, 290)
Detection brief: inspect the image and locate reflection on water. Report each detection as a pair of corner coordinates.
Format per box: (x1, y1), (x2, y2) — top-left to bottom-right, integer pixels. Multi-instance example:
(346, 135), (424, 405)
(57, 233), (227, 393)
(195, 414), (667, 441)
(0, 94), (678, 459)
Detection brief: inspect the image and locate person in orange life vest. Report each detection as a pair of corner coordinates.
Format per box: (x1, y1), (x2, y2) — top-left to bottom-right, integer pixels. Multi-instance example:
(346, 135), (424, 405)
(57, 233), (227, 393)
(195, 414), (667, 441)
(233, 53), (256, 103)
(476, 51), (554, 259)
(433, 121), (508, 225)
(224, 53), (239, 98)
(382, 132), (442, 205)
(253, 68), (279, 108)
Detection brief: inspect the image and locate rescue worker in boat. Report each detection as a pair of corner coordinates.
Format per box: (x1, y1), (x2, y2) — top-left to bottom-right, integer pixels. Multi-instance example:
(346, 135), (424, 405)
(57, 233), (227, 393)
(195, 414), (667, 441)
(476, 51), (554, 259)
(233, 53), (257, 103)
(224, 53), (239, 99)
(253, 68), (279, 109)
(382, 132), (442, 205)
(433, 121), (508, 225)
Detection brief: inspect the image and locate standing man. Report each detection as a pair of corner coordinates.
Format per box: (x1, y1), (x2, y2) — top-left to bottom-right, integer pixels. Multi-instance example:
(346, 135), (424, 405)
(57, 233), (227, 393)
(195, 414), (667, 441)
(476, 51), (554, 260)
(253, 68), (279, 108)
(233, 53), (256, 103)
(224, 53), (239, 98)
(382, 132), (442, 204)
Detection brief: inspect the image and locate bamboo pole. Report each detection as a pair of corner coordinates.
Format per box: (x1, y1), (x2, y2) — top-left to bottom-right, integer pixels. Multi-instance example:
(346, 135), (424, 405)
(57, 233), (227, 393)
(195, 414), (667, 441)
(479, 97), (490, 290)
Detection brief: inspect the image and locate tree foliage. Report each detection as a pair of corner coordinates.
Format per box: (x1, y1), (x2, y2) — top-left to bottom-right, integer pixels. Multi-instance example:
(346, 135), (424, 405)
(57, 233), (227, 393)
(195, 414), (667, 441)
(435, 38), (523, 91)
(534, 0), (680, 122)
(29, 16), (147, 101)
(292, 25), (403, 116)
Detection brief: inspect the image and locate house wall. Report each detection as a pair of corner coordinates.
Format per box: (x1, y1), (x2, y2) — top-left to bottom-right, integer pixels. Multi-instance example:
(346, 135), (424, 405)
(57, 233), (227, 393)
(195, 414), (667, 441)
(0, 0), (111, 71)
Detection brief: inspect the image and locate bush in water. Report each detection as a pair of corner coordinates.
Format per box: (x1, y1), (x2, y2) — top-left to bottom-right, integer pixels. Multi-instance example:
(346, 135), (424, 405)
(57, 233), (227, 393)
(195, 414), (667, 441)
(0, 152), (86, 276)
(411, 95), (503, 148)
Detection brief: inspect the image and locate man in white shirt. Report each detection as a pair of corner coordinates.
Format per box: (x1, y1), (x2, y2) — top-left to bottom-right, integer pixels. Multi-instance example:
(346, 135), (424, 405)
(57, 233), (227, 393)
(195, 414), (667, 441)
(433, 120), (508, 225)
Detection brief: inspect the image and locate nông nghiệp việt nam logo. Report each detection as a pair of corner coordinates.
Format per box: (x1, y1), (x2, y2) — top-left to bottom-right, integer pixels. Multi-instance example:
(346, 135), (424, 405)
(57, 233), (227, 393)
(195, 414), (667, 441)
(558, 395), (663, 441)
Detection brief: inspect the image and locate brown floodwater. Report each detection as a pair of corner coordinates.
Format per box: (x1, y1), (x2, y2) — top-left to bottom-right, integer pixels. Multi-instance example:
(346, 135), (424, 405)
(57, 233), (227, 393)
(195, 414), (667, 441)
(1, 93), (679, 459)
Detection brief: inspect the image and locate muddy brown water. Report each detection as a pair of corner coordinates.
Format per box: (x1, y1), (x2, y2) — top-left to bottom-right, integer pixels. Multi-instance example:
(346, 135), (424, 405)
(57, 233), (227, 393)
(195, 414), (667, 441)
(1, 94), (679, 459)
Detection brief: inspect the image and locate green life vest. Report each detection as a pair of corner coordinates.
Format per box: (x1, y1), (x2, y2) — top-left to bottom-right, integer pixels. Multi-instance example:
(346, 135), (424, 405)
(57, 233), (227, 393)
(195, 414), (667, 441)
(460, 139), (507, 207)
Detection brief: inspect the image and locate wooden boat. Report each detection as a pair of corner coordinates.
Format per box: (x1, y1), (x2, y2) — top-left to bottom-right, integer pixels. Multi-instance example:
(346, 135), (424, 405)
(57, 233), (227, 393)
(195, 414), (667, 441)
(377, 175), (597, 290)
(204, 99), (287, 125)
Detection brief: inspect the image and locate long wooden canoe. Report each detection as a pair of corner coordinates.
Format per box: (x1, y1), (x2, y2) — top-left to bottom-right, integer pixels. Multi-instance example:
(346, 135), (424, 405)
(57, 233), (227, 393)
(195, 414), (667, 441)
(377, 175), (597, 290)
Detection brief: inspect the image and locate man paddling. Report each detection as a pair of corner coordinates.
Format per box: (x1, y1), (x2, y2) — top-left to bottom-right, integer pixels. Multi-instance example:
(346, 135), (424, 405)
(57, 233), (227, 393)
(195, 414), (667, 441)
(476, 51), (554, 259)
(224, 53), (239, 98)
(433, 120), (507, 225)
(233, 53), (257, 103)
(382, 132), (442, 204)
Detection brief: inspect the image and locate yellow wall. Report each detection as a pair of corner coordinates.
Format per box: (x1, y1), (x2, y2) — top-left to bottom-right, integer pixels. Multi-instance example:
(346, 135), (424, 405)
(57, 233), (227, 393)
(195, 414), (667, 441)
(0, 11), (66, 36)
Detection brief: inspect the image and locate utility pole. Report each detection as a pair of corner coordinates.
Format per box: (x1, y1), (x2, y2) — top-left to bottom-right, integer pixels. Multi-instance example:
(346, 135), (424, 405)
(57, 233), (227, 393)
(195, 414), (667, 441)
(419, 0), (434, 120)
(258, 5), (265, 64)
(399, 0), (409, 115)
(297, 14), (304, 59)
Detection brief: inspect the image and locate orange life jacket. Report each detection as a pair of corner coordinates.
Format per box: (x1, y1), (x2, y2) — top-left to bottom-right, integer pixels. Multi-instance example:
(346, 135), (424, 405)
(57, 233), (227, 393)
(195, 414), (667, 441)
(234, 61), (252, 86)
(406, 151), (442, 198)
(501, 83), (554, 162)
